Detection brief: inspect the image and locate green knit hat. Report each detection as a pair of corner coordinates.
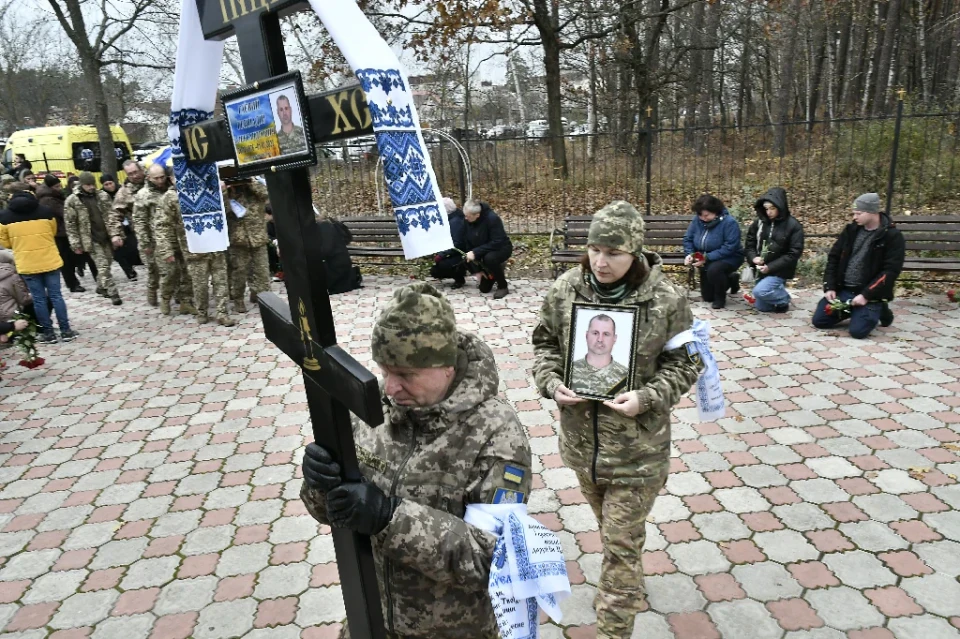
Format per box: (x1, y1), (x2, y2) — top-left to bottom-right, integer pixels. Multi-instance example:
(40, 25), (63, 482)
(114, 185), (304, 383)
(372, 282), (458, 368)
(588, 201), (645, 255)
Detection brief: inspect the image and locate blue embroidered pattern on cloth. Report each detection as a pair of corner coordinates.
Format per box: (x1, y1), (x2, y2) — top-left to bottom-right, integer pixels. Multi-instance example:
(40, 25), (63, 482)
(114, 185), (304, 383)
(355, 67), (444, 240)
(169, 108), (226, 235)
(509, 513), (567, 581)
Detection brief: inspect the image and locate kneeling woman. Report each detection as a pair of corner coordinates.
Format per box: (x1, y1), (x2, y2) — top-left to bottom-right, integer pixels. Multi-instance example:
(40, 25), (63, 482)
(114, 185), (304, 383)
(532, 201), (702, 639)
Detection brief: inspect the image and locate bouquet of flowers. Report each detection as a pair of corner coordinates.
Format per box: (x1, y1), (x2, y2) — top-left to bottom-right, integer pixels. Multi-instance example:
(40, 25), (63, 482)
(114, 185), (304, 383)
(692, 252), (705, 264)
(8, 312), (44, 369)
(449, 247), (494, 280)
(823, 298), (852, 319)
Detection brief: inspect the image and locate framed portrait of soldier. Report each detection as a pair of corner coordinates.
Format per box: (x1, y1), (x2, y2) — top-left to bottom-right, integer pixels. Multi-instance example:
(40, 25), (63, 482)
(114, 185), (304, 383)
(221, 71), (316, 177)
(564, 303), (638, 401)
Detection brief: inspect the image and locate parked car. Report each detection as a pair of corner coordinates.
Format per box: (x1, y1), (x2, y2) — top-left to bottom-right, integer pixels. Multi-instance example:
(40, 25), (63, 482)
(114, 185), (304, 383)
(526, 120), (550, 138)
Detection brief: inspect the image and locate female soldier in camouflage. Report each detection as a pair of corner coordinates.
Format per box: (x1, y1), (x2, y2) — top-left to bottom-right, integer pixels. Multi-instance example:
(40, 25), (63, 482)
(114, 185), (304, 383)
(532, 201), (703, 639)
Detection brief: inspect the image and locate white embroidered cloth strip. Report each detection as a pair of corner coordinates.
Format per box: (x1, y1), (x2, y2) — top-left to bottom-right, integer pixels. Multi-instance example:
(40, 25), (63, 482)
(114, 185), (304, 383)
(663, 318), (725, 422)
(169, 0), (229, 254)
(465, 504), (570, 639)
(306, 0), (452, 259)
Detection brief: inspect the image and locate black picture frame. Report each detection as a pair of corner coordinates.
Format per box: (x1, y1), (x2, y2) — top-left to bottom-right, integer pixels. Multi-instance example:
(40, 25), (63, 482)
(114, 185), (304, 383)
(220, 70), (316, 177)
(564, 302), (639, 401)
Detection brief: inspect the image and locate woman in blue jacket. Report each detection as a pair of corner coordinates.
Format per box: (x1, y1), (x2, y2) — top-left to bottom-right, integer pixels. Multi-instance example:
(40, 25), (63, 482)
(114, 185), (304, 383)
(682, 194), (744, 309)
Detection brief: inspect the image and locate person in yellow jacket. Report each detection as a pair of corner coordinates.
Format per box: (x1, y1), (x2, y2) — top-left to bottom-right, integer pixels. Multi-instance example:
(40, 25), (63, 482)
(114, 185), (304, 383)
(0, 183), (77, 343)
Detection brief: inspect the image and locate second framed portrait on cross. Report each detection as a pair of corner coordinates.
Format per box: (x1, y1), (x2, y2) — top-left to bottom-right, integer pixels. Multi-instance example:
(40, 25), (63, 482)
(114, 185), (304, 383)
(564, 302), (639, 401)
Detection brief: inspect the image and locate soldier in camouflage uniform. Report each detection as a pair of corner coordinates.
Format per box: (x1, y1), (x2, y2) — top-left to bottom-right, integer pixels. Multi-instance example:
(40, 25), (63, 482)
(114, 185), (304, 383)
(301, 282), (531, 639)
(160, 186), (235, 326)
(275, 95), (307, 155)
(64, 173), (123, 305)
(110, 161), (159, 304)
(129, 165), (194, 314)
(222, 179), (271, 312)
(569, 314), (630, 397)
(533, 201), (703, 639)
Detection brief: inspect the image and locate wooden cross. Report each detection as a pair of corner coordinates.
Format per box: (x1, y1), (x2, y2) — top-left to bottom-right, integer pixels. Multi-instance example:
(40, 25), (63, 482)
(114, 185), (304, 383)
(189, 2), (386, 637)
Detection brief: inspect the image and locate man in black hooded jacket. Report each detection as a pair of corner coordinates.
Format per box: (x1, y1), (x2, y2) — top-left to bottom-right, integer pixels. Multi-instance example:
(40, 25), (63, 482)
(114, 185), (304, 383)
(462, 199), (512, 298)
(745, 187), (804, 312)
(812, 193), (905, 338)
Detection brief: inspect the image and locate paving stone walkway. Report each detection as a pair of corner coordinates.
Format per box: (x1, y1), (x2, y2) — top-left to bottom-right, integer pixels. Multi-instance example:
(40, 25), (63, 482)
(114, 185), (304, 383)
(0, 273), (959, 639)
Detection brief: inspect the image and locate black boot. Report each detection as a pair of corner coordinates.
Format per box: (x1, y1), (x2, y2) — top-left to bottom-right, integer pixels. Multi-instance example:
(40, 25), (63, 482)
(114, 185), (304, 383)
(880, 303), (894, 327)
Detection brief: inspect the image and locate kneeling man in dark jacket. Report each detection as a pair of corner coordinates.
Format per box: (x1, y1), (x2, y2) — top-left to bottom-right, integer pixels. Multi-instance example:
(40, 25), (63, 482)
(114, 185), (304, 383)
(813, 193), (905, 338)
(745, 187), (804, 312)
(463, 200), (512, 299)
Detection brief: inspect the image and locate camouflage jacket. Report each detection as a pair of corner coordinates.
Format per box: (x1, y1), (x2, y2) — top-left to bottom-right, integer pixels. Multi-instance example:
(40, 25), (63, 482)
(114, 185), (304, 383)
(225, 183), (270, 248)
(532, 254), (702, 485)
(131, 183), (167, 252)
(108, 181), (143, 238)
(277, 125), (307, 155)
(302, 332), (532, 639)
(64, 189), (113, 253)
(155, 190), (188, 263)
(569, 357), (630, 398)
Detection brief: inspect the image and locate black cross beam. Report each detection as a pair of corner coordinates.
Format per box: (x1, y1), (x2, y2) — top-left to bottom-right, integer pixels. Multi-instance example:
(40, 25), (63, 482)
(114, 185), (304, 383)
(189, 2), (387, 637)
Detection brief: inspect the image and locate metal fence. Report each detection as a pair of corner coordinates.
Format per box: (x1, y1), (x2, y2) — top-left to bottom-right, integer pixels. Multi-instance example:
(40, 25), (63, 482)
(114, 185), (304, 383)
(311, 102), (960, 235)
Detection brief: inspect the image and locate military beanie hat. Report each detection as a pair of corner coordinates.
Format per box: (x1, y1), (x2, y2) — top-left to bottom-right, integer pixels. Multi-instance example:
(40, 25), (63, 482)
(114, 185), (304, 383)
(372, 282), (458, 369)
(79, 172), (97, 186)
(587, 200), (646, 255)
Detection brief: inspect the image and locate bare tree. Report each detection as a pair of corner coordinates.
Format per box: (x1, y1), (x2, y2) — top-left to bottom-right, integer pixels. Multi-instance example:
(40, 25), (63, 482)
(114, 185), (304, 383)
(44, 0), (172, 176)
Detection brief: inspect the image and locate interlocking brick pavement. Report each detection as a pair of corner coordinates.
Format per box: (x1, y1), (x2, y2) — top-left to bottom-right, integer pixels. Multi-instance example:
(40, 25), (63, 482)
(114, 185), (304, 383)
(1, 273), (959, 638)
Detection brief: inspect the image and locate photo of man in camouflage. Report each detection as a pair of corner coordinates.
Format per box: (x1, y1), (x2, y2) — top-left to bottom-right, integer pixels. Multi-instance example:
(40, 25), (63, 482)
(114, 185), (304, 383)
(569, 312), (630, 398)
(274, 94), (307, 156)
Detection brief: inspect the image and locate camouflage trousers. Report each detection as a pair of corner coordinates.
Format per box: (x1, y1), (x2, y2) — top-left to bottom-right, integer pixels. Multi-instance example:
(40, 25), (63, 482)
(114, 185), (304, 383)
(576, 466), (669, 639)
(90, 242), (118, 297)
(228, 245), (270, 303)
(158, 252), (193, 304)
(186, 253), (229, 319)
(143, 252), (160, 296)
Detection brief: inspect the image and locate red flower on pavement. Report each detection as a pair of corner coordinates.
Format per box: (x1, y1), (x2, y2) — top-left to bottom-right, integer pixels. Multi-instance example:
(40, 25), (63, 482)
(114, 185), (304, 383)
(948, 289), (957, 303)
(743, 293), (755, 305)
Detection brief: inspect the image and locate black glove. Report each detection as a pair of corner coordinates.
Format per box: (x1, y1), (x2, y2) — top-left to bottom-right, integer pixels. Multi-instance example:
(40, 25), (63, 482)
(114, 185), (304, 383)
(302, 443), (342, 494)
(326, 482), (399, 536)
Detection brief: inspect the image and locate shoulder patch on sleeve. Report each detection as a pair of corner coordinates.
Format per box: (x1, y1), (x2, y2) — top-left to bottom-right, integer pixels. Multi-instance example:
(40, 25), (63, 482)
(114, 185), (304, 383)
(503, 465), (525, 485)
(491, 488), (525, 504)
(685, 341), (702, 367)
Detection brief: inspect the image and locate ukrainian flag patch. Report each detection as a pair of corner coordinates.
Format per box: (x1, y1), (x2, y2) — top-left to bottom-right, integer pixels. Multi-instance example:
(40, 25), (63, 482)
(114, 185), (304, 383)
(503, 465), (525, 485)
(492, 488), (525, 504)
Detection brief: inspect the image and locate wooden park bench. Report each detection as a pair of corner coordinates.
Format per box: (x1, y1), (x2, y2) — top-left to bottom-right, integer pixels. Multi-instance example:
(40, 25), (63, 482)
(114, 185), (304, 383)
(340, 216), (405, 266)
(893, 215), (960, 279)
(549, 214), (690, 277)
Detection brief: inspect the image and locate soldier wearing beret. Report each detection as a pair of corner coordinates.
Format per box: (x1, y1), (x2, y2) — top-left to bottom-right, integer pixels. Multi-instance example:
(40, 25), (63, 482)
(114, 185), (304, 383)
(533, 201), (702, 639)
(301, 282), (532, 638)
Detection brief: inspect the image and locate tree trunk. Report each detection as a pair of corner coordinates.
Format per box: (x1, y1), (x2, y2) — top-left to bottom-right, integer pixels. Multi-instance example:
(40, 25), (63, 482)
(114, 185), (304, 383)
(696, 0), (721, 153)
(773, 0), (803, 154)
(872, 0), (900, 114)
(737, 1), (753, 128)
(834, 1), (854, 113)
(917, 0), (932, 102)
(807, 12), (829, 130)
(684, 0), (705, 145)
(542, 27), (568, 177)
(947, 1), (960, 103)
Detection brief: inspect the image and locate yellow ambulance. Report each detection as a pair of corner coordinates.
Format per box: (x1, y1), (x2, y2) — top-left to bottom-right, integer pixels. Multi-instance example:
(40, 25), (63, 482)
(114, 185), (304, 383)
(2, 125), (134, 185)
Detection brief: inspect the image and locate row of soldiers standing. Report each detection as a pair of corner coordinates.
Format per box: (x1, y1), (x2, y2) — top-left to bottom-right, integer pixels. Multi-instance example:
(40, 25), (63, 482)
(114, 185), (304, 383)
(64, 160), (272, 326)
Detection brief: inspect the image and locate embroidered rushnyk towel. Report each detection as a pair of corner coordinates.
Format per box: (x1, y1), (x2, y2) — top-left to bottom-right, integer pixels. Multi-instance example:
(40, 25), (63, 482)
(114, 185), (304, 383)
(465, 504), (570, 639)
(169, 0), (229, 254)
(306, 0), (451, 259)
(664, 318), (725, 422)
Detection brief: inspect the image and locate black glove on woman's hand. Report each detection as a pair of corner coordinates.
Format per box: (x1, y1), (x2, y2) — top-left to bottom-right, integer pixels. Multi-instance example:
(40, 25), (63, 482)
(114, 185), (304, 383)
(302, 443), (342, 493)
(326, 482), (399, 536)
